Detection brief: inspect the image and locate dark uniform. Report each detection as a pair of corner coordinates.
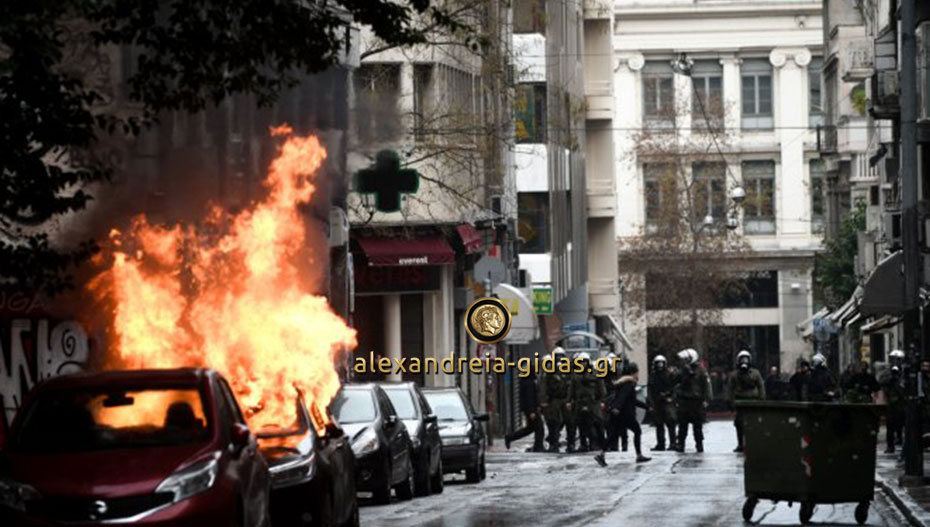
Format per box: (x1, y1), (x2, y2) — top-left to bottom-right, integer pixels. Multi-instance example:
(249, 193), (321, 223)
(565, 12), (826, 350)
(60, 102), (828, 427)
(842, 365), (879, 404)
(539, 367), (574, 452)
(676, 363), (712, 452)
(808, 364), (837, 402)
(572, 367), (606, 452)
(505, 372), (545, 451)
(728, 366), (765, 451)
(604, 375), (649, 459)
(880, 368), (905, 453)
(789, 363), (811, 401)
(648, 366), (678, 450)
(603, 367), (625, 451)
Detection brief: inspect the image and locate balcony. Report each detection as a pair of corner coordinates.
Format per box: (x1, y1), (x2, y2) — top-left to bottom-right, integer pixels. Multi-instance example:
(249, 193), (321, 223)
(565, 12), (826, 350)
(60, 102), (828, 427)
(583, 0), (612, 20)
(585, 79), (613, 120)
(841, 37), (874, 82)
(589, 278), (618, 315)
(869, 71), (900, 119)
(586, 177), (616, 218)
(817, 125), (837, 155)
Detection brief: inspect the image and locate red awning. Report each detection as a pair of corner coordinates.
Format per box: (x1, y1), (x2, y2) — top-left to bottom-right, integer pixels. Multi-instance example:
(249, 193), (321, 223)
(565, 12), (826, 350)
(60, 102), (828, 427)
(357, 236), (455, 266)
(456, 223), (485, 254)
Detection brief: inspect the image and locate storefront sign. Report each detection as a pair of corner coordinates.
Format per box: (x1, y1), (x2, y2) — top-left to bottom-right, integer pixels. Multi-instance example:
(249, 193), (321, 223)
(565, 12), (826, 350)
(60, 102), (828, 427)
(353, 263), (440, 294)
(533, 287), (553, 315)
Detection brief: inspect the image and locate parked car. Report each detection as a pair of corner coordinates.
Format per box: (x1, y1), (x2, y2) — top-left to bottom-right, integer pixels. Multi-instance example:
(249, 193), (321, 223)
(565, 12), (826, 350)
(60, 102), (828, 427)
(330, 384), (414, 504)
(421, 388), (488, 483)
(257, 394), (358, 527)
(0, 368), (271, 527)
(378, 382), (443, 496)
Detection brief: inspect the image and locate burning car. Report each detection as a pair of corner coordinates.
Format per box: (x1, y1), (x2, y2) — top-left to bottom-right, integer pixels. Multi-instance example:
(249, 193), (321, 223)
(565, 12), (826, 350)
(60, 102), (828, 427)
(330, 384), (414, 504)
(0, 368), (271, 527)
(422, 387), (488, 483)
(378, 382), (443, 496)
(257, 395), (358, 527)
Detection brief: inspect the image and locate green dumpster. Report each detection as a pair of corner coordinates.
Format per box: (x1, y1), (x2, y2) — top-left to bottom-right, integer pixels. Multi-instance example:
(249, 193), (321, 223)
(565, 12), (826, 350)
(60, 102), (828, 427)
(736, 401), (881, 525)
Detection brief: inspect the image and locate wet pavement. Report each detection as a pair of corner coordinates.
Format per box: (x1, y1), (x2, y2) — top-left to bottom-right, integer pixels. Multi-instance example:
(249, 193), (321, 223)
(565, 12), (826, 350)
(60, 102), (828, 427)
(361, 420), (909, 527)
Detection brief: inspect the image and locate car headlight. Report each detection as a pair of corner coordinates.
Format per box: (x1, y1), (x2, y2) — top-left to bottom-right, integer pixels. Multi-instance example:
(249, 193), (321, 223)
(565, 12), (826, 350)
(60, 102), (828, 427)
(0, 478), (40, 512)
(351, 427), (379, 457)
(442, 436), (470, 446)
(269, 453), (317, 488)
(156, 452), (220, 503)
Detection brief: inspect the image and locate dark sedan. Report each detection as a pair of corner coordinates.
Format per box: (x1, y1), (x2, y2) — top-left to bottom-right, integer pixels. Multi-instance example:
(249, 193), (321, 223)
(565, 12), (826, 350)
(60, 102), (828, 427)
(258, 395), (358, 527)
(379, 382), (443, 496)
(422, 388), (488, 483)
(0, 368), (271, 527)
(330, 384), (414, 504)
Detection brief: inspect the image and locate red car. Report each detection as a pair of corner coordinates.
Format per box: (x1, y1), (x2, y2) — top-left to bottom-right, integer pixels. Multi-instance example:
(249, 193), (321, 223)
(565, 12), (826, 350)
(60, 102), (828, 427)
(0, 368), (271, 526)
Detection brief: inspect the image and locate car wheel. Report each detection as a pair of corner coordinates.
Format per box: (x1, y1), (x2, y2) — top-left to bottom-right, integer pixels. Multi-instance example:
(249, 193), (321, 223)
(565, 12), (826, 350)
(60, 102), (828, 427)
(372, 460), (392, 505)
(430, 456), (444, 494)
(342, 499), (360, 527)
(394, 457), (415, 501)
(479, 451), (486, 481)
(313, 486), (335, 527)
(414, 450), (432, 497)
(465, 453), (481, 483)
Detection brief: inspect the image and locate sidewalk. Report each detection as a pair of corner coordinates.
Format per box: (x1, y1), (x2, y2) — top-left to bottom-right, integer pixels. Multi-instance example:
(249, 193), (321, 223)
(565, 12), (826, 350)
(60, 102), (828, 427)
(876, 450), (930, 527)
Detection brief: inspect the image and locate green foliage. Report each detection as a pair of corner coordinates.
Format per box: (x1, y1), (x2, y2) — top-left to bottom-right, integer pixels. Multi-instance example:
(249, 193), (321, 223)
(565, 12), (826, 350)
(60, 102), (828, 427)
(851, 83), (867, 116)
(0, 0), (458, 294)
(814, 200), (867, 308)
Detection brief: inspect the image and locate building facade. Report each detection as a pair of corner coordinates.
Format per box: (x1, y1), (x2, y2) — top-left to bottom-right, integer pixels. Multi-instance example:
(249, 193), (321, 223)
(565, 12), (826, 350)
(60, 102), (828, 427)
(605, 0), (825, 379)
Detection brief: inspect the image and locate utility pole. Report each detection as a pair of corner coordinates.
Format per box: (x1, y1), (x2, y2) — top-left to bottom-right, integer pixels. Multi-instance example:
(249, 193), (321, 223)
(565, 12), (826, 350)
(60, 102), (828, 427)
(900, 0), (923, 482)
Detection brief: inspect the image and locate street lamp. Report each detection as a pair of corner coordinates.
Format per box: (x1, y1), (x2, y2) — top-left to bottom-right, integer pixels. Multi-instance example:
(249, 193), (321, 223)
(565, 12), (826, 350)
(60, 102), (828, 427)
(702, 214), (715, 227)
(671, 53), (694, 77)
(729, 186), (746, 204)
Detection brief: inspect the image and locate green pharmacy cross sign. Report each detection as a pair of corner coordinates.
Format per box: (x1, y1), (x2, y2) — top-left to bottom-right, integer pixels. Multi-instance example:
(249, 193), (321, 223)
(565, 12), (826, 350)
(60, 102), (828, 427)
(355, 150), (420, 213)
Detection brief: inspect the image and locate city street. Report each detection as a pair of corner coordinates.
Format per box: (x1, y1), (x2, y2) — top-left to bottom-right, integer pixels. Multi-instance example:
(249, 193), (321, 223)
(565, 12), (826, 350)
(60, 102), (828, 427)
(362, 421), (909, 527)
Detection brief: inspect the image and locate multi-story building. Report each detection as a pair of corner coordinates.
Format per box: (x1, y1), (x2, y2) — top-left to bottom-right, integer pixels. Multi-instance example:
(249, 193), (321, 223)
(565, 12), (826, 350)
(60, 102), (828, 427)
(605, 0), (825, 378)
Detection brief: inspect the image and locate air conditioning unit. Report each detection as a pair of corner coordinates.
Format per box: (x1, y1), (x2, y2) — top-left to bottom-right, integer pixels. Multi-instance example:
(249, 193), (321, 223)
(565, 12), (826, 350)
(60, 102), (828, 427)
(882, 211), (902, 247)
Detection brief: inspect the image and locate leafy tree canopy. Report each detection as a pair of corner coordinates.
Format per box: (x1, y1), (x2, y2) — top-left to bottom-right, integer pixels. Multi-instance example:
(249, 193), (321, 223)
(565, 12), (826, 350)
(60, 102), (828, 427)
(814, 200), (867, 308)
(1, 0), (461, 294)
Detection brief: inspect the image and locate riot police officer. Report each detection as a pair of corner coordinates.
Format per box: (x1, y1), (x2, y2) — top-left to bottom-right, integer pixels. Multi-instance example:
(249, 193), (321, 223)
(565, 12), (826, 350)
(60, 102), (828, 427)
(809, 353), (837, 402)
(572, 352), (605, 453)
(728, 350), (765, 453)
(675, 348), (712, 453)
(539, 347), (574, 453)
(648, 354), (678, 451)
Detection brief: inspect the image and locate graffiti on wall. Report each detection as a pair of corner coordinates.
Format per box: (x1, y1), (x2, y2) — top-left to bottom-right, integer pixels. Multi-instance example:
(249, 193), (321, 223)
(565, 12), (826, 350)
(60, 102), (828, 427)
(1, 318), (90, 428)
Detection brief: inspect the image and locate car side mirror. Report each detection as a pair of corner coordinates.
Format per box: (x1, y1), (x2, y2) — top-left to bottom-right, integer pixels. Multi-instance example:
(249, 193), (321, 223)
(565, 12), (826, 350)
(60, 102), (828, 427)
(425, 414), (438, 424)
(385, 415), (398, 427)
(473, 413), (489, 422)
(231, 423), (252, 451)
(325, 423), (344, 438)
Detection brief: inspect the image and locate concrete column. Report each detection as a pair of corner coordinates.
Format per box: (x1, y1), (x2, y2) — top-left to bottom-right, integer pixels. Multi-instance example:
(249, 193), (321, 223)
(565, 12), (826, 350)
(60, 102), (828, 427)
(613, 53), (644, 237)
(674, 69), (692, 139)
(770, 48), (811, 239)
(383, 294), (402, 381)
(399, 62), (415, 142)
(719, 56), (742, 137)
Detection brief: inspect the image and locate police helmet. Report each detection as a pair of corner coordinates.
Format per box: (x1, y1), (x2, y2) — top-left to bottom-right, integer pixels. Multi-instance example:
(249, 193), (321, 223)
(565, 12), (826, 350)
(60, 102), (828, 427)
(577, 351), (591, 362)
(812, 353), (826, 367)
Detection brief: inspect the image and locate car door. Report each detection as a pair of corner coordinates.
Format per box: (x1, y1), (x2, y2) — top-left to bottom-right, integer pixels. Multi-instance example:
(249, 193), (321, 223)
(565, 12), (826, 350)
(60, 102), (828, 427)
(417, 391), (440, 470)
(217, 378), (267, 526)
(321, 420), (353, 524)
(376, 389), (407, 483)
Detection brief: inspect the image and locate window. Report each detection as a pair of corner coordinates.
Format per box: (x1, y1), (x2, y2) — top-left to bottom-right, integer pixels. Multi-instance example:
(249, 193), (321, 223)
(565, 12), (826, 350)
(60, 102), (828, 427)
(691, 60), (724, 126)
(413, 64), (433, 142)
(810, 160), (825, 233)
(643, 61), (675, 125)
(692, 162), (727, 222)
(741, 59), (773, 130)
(354, 63), (402, 143)
(513, 0), (546, 35)
(742, 161), (776, 235)
(809, 56), (824, 127)
(643, 163), (678, 233)
(515, 84), (547, 143)
(518, 192), (550, 253)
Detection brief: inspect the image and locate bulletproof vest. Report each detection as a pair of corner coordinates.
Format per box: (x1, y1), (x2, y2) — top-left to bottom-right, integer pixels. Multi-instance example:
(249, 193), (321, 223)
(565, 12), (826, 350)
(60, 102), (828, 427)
(650, 370), (675, 397)
(575, 374), (600, 404)
(545, 373), (569, 400)
(733, 369), (761, 398)
(677, 367), (706, 399)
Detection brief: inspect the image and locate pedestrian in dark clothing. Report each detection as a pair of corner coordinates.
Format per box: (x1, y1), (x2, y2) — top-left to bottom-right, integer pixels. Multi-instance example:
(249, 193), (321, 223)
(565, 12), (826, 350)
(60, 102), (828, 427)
(595, 362), (651, 466)
(648, 354), (677, 451)
(505, 371), (545, 452)
(808, 353), (837, 402)
(765, 366), (788, 401)
(789, 360), (811, 401)
(601, 354), (625, 452)
(842, 362), (879, 404)
(881, 350), (906, 453)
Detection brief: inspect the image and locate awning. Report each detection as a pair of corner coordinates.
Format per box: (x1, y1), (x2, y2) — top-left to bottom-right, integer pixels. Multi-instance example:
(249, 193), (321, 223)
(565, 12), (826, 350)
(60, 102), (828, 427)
(356, 236), (455, 266)
(860, 315), (901, 334)
(860, 251), (905, 316)
(607, 314), (634, 352)
(796, 307), (830, 340)
(828, 286), (863, 324)
(492, 283), (539, 345)
(456, 224), (485, 255)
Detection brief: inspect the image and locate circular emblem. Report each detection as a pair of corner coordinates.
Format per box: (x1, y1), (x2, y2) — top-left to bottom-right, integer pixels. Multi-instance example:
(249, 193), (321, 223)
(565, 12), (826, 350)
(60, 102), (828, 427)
(464, 297), (511, 344)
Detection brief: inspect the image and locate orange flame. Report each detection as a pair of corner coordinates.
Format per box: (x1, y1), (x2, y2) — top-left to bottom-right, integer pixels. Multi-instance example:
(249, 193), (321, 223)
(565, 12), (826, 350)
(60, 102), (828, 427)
(90, 129), (357, 431)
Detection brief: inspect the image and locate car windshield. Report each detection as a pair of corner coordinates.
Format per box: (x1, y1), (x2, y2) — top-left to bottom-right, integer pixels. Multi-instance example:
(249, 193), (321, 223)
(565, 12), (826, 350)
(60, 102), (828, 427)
(331, 389), (377, 424)
(16, 387), (209, 452)
(383, 388), (418, 420)
(423, 391), (469, 421)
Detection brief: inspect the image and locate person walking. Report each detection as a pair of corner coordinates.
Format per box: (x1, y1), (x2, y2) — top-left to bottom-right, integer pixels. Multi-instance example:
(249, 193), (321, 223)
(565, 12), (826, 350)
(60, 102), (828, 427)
(572, 352), (605, 453)
(601, 353), (626, 452)
(789, 360), (811, 401)
(728, 350), (765, 453)
(648, 354), (677, 451)
(808, 353), (837, 402)
(595, 361), (651, 466)
(764, 365), (788, 401)
(675, 348), (712, 453)
(505, 368), (545, 452)
(539, 347), (574, 453)
(880, 350), (906, 454)
(842, 361), (879, 404)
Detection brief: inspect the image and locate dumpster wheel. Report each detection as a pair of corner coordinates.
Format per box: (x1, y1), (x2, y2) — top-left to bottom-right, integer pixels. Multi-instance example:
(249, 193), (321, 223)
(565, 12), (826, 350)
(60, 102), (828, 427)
(799, 502), (815, 524)
(855, 501), (869, 525)
(741, 498), (758, 522)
